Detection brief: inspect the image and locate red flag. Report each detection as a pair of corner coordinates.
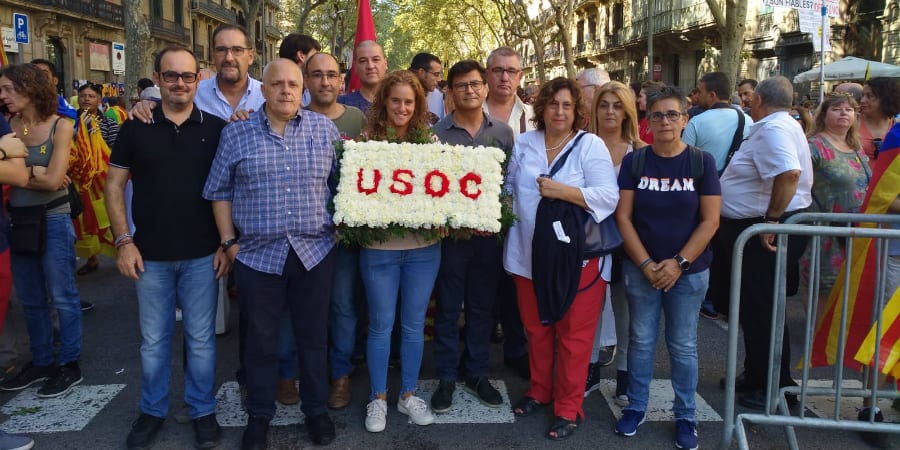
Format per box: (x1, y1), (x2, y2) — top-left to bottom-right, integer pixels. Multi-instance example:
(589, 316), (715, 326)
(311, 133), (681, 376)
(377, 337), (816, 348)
(348, 0), (376, 93)
(810, 123), (900, 369)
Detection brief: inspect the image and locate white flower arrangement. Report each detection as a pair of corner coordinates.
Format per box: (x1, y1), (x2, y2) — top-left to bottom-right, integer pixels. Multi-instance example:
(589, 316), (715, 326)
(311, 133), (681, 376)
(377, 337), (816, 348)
(333, 140), (508, 242)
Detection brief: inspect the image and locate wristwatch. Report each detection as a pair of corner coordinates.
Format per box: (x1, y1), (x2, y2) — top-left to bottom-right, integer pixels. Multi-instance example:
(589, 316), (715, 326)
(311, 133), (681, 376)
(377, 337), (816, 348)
(221, 238), (238, 251)
(674, 254), (691, 272)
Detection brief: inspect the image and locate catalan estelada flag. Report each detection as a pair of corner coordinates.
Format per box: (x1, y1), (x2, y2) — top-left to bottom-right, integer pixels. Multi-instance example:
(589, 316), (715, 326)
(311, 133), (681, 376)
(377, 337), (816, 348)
(0, 44), (8, 67)
(810, 123), (900, 371)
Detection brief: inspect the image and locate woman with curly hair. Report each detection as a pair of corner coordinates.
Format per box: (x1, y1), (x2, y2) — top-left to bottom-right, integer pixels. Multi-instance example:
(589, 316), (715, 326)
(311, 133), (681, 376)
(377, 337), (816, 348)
(859, 77), (900, 167)
(360, 70), (440, 433)
(0, 63), (85, 398)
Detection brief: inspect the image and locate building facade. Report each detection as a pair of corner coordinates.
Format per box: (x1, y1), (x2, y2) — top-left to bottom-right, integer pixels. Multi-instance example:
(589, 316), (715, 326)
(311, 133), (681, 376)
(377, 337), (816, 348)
(522, 0), (896, 95)
(0, 0), (280, 96)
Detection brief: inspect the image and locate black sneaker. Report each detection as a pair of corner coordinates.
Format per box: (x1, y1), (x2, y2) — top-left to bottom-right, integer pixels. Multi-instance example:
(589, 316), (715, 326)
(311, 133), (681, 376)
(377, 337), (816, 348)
(126, 413), (165, 450)
(595, 345), (616, 367)
(37, 361), (82, 398)
(464, 376), (502, 408)
(584, 362), (602, 397)
(0, 362), (54, 392)
(858, 407), (891, 448)
(80, 302), (95, 312)
(431, 379), (455, 413)
(242, 416), (269, 450)
(305, 412), (335, 446)
(193, 413), (221, 449)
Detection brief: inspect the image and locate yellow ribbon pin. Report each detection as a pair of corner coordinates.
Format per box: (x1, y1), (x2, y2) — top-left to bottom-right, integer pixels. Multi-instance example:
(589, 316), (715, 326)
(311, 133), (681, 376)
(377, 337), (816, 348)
(39, 145), (47, 155)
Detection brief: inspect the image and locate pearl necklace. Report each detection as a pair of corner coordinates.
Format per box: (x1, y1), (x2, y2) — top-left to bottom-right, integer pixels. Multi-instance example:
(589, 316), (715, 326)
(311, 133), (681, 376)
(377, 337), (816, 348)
(545, 129), (574, 152)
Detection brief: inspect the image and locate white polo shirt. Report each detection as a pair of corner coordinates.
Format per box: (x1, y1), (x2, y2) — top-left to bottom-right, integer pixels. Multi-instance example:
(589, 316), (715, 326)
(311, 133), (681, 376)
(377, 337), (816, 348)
(719, 110), (813, 219)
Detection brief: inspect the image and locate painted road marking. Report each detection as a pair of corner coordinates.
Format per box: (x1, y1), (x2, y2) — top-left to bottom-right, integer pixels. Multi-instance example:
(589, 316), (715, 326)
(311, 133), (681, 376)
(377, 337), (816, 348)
(415, 379), (515, 424)
(0, 384), (125, 433)
(595, 379), (723, 422)
(215, 381), (305, 427)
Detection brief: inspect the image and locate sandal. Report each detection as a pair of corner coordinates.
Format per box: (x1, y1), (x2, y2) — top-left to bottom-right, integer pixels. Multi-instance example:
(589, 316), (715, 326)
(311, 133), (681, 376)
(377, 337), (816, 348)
(547, 415), (582, 441)
(513, 396), (545, 417)
(77, 257), (99, 276)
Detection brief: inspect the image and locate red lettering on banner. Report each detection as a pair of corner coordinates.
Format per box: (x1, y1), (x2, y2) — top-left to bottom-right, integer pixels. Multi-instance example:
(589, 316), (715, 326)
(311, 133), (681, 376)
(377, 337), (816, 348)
(357, 168), (381, 195)
(424, 170), (450, 198)
(458, 172), (483, 200)
(389, 169), (414, 195)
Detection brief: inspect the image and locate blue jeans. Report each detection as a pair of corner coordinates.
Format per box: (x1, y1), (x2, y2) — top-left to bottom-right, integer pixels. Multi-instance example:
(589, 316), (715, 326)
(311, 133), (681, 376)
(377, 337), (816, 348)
(622, 261), (708, 421)
(360, 243), (440, 398)
(135, 253), (218, 419)
(11, 214), (82, 366)
(329, 245), (359, 380)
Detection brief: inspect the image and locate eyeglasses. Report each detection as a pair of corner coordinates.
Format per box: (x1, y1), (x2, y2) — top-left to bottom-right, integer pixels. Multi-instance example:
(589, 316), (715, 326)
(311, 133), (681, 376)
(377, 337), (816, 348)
(213, 46), (252, 57)
(308, 71), (341, 82)
(452, 80), (484, 92)
(421, 69), (442, 78)
(648, 111), (685, 122)
(490, 67), (521, 76)
(159, 71), (199, 83)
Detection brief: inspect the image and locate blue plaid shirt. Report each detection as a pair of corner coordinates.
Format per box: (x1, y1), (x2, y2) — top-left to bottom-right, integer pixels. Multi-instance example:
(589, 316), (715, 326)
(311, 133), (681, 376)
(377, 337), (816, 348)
(203, 106), (340, 274)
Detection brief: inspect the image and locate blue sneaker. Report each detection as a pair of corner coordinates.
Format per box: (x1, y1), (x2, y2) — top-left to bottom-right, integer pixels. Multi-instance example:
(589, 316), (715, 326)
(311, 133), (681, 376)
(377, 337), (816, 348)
(615, 409), (645, 437)
(675, 419), (699, 449)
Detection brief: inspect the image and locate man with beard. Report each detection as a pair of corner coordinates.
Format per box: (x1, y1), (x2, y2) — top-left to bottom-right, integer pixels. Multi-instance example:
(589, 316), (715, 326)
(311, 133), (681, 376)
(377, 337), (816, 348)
(303, 52), (366, 410)
(337, 40), (388, 115)
(106, 46), (228, 450)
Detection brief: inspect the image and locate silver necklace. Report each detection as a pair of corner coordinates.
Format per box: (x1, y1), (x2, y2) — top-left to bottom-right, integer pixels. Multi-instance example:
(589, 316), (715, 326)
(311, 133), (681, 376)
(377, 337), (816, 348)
(546, 129), (574, 152)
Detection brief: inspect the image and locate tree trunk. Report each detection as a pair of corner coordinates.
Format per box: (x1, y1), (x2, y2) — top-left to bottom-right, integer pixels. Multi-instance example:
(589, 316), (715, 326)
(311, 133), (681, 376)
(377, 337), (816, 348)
(239, 0), (262, 76)
(706, 0), (748, 91)
(123, 0), (151, 103)
(554, 0), (576, 79)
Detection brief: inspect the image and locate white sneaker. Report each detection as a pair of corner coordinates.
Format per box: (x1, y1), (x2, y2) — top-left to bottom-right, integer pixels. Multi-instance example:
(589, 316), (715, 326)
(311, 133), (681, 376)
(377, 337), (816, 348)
(365, 398), (387, 433)
(397, 394), (435, 426)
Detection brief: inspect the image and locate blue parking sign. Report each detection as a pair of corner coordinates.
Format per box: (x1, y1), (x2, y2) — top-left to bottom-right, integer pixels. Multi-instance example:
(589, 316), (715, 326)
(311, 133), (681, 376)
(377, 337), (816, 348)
(13, 13), (28, 44)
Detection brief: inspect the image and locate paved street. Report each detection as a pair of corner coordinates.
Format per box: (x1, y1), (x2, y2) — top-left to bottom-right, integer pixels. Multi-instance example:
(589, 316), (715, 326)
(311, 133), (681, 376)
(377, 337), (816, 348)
(0, 256), (897, 449)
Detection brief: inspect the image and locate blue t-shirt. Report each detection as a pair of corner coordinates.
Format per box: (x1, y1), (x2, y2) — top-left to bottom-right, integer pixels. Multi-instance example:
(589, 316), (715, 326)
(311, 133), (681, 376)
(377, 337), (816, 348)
(0, 115), (11, 253)
(618, 146), (721, 273)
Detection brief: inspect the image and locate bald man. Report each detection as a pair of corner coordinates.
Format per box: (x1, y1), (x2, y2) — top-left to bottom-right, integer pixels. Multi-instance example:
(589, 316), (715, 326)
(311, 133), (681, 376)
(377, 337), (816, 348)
(338, 40), (388, 114)
(204, 59), (342, 448)
(834, 82), (864, 104)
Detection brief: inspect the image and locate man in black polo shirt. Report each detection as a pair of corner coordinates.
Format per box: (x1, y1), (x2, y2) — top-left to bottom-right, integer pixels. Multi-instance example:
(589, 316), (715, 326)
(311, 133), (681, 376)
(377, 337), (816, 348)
(104, 46), (229, 450)
(430, 60), (514, 413)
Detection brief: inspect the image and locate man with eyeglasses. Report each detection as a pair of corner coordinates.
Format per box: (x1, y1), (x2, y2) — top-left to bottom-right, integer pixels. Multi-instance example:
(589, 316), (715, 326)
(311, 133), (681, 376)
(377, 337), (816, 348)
(106, 46), (228, 450)
(717, 76), (812, 411)
(429, 60), (514, 414)
(338, 40), (388, 114)
(409, 52), (444, 123)
(132, 24), (264, 123)
(483, 46), (533, 380)
(303, 51), (366, 411)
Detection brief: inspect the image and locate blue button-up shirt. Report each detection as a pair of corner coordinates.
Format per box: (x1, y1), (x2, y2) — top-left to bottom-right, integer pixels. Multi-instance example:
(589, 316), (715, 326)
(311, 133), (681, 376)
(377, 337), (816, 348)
(203, 107), (340, 274)
(195, 75), (265, 120)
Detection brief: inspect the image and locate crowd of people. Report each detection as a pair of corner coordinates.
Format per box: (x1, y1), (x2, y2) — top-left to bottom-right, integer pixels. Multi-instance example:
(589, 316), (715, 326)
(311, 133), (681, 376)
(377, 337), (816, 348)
(0, 22), (897, 450)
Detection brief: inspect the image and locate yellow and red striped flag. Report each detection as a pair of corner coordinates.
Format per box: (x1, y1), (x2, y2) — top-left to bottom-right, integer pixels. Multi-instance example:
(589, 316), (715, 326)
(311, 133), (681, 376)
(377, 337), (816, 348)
(811, 123), (900, 370)
(0, 44), (8, 67)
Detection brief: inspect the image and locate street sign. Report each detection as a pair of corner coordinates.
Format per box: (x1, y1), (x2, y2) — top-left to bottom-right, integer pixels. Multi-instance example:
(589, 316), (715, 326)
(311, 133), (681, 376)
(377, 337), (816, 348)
(112, 42), (125, 75)
(2, 27), (18, 53)
(13, 13), (28, 44)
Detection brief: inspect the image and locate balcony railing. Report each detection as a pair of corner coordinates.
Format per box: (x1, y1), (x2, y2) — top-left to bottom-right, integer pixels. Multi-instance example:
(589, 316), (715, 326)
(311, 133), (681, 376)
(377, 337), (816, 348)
(193, 43), (206, 61)
(31, 0), (122, 25)
(753, 13), (774, 39)
(190, 0), (236, 24)
(150, 16), (189, 43)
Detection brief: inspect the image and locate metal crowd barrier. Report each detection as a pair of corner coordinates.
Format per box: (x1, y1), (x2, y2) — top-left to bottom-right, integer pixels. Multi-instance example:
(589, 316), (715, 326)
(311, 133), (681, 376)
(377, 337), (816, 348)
(721, 213), (900, 449)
